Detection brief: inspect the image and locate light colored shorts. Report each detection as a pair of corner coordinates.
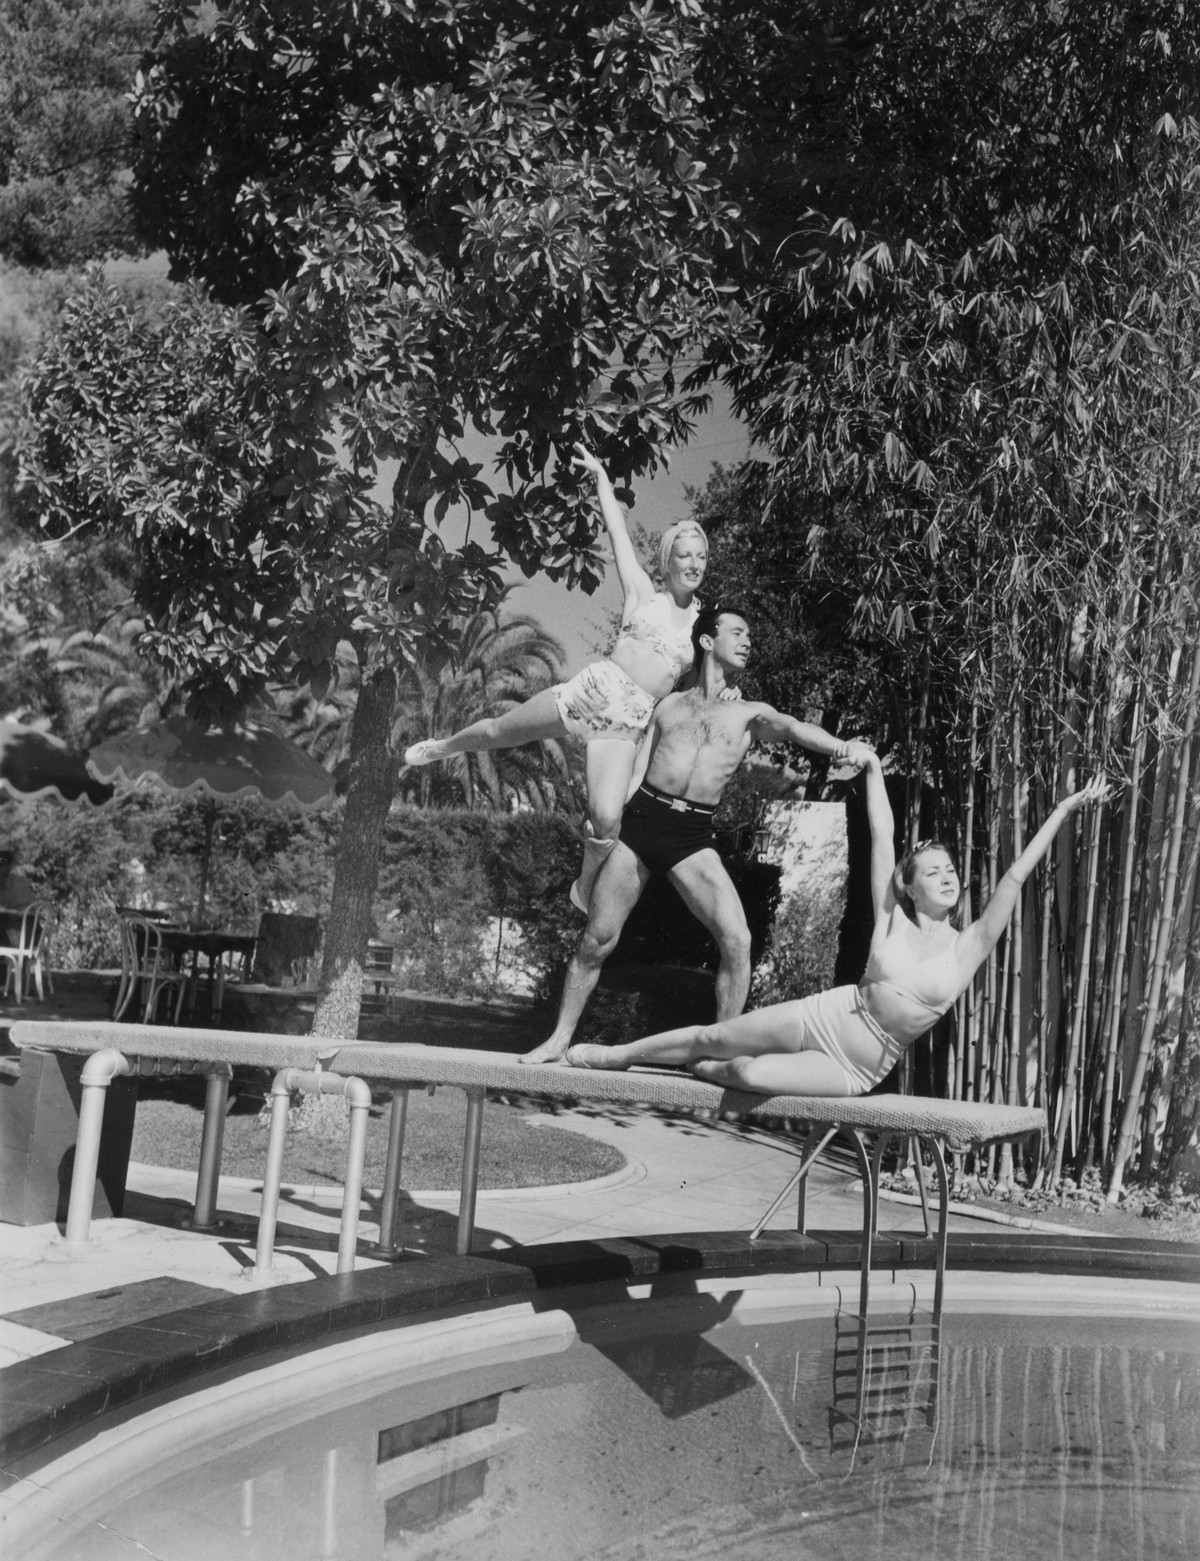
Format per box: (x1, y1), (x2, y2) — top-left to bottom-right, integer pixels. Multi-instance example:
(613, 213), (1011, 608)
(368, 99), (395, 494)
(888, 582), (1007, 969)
(553, 659), (657, 744)
(777, 985), (906, 1095)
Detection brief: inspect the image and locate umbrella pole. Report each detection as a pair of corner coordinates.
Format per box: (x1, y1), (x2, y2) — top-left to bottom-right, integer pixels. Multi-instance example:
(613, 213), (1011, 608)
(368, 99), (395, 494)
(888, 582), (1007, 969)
(194, 800), (216, 930)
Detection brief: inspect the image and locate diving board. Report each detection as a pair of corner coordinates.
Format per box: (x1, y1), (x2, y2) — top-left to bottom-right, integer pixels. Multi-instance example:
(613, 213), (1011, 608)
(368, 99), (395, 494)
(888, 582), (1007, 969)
(7, 1023), (1046, 1321)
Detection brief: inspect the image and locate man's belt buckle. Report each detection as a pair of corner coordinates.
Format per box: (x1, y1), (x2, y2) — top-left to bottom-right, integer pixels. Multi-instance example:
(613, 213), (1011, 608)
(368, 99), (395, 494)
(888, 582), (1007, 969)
(669, 798), (688, 812)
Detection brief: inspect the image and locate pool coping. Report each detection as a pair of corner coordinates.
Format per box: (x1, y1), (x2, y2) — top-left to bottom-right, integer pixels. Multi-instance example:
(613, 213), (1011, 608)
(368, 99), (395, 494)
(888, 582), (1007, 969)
(2, 1228), (1198, 1474)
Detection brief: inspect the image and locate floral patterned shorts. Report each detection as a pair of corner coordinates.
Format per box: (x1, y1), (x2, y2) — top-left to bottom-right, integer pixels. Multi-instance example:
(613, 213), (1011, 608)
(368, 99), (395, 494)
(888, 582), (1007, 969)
(552, 659), (657, 743)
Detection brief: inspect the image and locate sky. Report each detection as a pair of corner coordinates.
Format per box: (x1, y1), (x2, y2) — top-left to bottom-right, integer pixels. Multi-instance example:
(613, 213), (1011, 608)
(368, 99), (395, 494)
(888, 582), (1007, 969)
(373, 383), (751, 671)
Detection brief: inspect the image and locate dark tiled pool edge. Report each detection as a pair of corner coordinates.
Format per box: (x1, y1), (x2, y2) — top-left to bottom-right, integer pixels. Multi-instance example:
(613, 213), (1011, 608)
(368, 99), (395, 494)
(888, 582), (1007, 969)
(3, 1230), (1197, 1471)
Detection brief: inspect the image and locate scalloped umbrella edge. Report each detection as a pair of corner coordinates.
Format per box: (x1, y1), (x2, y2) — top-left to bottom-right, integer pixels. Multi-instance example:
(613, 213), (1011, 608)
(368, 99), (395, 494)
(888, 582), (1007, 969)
(86, 716), (335, 927)
(0, 720), (116, 808)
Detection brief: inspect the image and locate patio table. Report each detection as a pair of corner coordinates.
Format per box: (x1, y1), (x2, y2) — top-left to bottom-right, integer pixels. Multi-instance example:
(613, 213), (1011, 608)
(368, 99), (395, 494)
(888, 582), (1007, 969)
(161, 928), (257, 1024)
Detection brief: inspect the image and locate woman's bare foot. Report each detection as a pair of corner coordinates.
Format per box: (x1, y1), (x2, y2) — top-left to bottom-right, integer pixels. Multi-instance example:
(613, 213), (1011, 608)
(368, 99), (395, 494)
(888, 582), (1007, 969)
(403, 739), (446, 766)
(519, 1034), (572, 1065)
(565, 1044), (629, 1070)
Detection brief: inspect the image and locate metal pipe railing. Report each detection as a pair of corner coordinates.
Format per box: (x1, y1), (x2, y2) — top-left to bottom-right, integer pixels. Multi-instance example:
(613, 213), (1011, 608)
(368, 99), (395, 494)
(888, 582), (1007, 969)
(457, 1088), (487, 1255)
(371, 1088), (410, 1259)
(253, 1068), (372, 1279)
(191, 1062), (234, 1230)
(64, 1048), (134, 1245)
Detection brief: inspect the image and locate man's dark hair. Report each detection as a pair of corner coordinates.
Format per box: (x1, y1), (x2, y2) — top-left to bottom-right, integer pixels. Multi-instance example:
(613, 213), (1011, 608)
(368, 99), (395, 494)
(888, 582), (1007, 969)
(691, 604), (748, 671)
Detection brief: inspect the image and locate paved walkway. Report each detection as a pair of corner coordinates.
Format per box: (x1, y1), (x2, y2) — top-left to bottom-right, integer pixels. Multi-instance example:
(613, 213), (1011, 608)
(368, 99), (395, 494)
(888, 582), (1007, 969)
(0, 1099), (1085, 1370)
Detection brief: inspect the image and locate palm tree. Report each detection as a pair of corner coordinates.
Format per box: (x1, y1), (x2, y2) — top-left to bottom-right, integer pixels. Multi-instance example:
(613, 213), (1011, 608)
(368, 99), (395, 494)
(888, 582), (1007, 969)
(0, 536), (158, 744)
(274, 593), (579, 813)
(396, 598), (576, 811)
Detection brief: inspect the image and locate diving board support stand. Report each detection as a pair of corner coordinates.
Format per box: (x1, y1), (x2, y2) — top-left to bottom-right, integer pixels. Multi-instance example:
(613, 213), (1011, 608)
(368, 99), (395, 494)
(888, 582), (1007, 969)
(370, 1088), (410, 1259)
(192, 1063), (234, 1230)
(750, 1122), (952, 1329)
(459, 1088), (486, 1256)
(254, 1066), (372, 1279)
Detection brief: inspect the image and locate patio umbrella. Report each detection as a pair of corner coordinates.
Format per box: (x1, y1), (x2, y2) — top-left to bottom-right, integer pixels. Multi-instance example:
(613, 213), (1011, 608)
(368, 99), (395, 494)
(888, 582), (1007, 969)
(87, 715), (334, 926)
(0, 719), (115, 807)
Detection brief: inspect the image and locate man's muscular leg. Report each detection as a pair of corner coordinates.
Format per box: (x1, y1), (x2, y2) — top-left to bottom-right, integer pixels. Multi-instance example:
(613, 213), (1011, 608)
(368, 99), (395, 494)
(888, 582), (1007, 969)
(667, 848), (752, 1020)
(521, 842), (649, 1064)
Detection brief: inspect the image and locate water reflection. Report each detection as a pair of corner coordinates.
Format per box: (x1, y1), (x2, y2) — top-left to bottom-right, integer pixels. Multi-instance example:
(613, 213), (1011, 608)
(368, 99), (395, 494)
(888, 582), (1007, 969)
(12, 1309), (1199, 1561)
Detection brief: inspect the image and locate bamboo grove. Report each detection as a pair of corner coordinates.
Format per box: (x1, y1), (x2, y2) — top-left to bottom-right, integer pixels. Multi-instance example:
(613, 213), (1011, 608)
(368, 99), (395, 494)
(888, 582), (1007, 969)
(739, 117), (1200, 1197)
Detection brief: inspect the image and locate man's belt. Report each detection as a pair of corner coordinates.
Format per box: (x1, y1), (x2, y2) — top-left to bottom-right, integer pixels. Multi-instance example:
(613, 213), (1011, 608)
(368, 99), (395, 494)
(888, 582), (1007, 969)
(638, 782), (717, 817)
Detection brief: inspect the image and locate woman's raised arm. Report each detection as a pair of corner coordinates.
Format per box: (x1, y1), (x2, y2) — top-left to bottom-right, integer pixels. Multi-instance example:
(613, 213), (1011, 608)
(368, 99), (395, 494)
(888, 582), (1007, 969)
(956, 775), (1113, 976)
(862, 753), (898, 921)
(572, 444), (655, 610)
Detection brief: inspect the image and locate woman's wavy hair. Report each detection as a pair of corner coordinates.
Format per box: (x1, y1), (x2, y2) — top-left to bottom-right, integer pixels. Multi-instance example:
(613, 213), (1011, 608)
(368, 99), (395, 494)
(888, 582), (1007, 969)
(893, 839), (963, 923)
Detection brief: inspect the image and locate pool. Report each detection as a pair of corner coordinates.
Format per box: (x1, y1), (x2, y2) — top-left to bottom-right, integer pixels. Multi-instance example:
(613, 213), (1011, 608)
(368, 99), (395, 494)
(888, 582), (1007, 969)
(4, 1267), (1198, 1560)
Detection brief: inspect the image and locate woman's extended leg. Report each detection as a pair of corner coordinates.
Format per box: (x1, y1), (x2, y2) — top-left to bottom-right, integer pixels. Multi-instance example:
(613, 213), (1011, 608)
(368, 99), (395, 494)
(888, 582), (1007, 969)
(571, 738), (639, 912)
(690, 1053), (853, 1096)
(567, 1003), (808, 1070)
(405, 686), (565, 764)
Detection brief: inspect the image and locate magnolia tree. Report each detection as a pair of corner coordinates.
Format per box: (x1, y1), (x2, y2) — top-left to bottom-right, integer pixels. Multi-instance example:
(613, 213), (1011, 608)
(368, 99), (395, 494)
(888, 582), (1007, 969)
(19, 0), (754, 1036)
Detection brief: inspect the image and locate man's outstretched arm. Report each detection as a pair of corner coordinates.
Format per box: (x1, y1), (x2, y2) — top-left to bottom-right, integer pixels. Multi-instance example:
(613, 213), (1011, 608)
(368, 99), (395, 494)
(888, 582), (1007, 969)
(749, 705), (874, 764)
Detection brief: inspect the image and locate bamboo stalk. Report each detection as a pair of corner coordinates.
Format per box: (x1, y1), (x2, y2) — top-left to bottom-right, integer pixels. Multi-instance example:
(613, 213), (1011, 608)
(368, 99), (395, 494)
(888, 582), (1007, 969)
(1107, 633), (1200, 1201)
(1046, 778), (1104, 1188)
(957, 693), (981, 1103)
(997, 698), (1024, 1187)
(1136, 738), (1200, 1179)
(1097, 692), (1147, 1173)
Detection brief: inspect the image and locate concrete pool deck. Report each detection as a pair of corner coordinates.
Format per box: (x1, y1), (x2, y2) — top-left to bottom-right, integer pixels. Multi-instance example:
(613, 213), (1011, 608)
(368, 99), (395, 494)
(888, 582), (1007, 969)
(0, 1093), (1141, 1369)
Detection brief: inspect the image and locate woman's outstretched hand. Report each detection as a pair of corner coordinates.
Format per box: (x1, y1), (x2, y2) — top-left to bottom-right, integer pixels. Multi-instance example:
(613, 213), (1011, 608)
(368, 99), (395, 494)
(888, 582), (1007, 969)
(1061, 775), (1116, 813)
(572, 443), (606, 479)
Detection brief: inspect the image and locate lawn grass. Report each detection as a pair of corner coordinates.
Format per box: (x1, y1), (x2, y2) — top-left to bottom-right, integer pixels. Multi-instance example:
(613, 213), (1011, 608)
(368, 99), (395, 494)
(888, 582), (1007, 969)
(130, 1089), (625, 1190)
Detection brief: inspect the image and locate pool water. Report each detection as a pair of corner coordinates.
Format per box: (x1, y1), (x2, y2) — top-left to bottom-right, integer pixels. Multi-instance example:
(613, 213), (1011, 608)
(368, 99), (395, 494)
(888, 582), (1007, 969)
(6, 1280), (1199, 1560)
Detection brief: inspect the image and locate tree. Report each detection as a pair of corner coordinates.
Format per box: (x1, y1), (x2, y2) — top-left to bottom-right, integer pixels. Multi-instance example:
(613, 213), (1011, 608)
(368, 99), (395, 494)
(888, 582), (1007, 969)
(18, 0), (754, 1037)
(0, 0), (154, 267)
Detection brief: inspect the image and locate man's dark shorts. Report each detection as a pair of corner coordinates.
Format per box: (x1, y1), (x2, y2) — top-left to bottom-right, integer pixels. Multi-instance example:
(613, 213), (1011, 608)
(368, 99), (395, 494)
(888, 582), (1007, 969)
(619, 783), (717, 875)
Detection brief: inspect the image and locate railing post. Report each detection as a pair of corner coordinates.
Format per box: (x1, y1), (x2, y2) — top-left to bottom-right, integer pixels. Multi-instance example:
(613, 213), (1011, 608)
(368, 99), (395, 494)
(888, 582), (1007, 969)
(253, 1070), (295, 1278)
(371, 1088), (409, 1259)
(457, 1088), (486, 1255)
(192, 1063), (234, 1230)
(64, 1049), (133, 1245)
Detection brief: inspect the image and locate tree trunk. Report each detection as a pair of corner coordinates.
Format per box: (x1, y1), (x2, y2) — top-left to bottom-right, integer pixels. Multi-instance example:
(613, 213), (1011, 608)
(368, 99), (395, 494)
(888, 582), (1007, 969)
(311, 663), (399, 1040)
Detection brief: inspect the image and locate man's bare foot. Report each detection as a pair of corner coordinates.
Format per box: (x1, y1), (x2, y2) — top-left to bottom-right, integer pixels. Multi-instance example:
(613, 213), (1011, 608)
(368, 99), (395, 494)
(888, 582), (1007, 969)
(565, 1044), (629, 1070)
(519, 1035), (572, 1065)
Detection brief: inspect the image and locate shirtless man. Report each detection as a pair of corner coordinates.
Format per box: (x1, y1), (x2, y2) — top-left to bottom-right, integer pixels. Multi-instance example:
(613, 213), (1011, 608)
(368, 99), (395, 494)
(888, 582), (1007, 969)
(522, 605), (873, 1063)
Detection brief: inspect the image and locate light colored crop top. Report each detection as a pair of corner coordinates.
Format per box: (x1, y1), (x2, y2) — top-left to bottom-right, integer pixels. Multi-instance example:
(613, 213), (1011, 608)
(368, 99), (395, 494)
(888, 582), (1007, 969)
(861, 910), (961, 1022)
(614, 593), (700, 683)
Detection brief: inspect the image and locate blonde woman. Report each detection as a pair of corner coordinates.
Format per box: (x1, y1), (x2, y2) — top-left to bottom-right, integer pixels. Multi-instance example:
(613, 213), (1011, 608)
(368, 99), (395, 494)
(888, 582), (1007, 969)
(567, 753), (1112, 1094)
(405, 445), (710, 911)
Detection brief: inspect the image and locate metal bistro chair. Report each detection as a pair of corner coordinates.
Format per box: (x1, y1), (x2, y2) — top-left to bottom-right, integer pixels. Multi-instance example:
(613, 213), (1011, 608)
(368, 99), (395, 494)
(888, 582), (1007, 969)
(361, 939), (397, 1015)
(251, 912), (320, 987)
(113, 912), (188, 1024)
(0, 899), (54, 1004)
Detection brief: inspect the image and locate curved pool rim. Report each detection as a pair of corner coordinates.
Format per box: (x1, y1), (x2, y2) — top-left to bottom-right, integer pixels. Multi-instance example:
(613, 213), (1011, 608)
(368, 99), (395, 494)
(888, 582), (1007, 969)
(3, 1226), (1198, 1477)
